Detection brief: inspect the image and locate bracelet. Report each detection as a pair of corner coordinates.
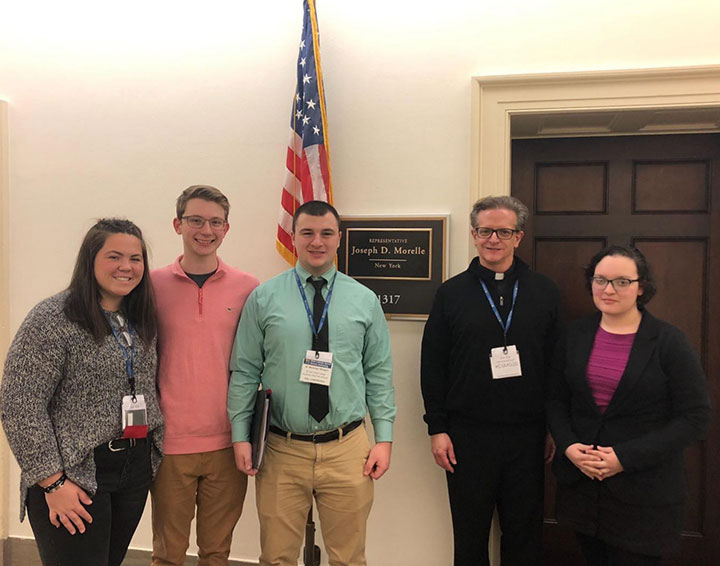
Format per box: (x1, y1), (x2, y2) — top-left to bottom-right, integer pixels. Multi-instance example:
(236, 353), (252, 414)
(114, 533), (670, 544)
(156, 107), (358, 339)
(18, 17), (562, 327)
(42, 473), (67, 494)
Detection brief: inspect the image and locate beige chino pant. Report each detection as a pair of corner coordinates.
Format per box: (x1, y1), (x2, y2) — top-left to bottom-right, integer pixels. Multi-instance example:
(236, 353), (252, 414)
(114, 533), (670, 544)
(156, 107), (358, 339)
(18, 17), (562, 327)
(256, 425), (374, 566)
(151, 447), (248, 566)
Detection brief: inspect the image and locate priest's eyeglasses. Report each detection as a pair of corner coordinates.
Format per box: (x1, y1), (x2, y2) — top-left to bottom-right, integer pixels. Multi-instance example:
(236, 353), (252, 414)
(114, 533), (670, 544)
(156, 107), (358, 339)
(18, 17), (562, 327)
(591, 276), (640, 290)
(473, 227), (519, 240)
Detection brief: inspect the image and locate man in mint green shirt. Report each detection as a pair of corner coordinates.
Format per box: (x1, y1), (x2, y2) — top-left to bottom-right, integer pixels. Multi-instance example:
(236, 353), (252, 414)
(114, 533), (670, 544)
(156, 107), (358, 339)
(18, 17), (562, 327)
(228, 201), (395, 566)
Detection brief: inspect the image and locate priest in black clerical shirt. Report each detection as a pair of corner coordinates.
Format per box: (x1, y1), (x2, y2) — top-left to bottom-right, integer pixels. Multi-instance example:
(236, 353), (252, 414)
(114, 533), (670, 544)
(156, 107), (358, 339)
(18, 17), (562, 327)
(421, 195), (562, 566)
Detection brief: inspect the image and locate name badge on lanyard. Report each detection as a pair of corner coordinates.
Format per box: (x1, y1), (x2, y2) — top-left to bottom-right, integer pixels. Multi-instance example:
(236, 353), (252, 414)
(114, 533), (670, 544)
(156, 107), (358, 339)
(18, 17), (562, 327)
(480, 279), (523, 379)
(300, 350), (333, 386)
(490, 345), (522, 379)
(122, 394), (148, 438)
(109, 313), (148, 439)
(294, 271), (337, 387)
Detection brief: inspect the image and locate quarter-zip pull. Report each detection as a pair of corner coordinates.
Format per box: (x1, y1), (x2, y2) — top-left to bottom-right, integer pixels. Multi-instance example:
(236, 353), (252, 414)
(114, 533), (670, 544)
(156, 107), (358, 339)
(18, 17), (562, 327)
(499, 295), (504, 307)
(198, 287), (204, 315)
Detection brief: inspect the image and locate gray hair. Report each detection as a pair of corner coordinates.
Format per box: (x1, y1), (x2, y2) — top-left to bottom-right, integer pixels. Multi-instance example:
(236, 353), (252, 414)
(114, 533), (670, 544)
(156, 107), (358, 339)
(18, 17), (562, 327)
(470, 196), (529, 230)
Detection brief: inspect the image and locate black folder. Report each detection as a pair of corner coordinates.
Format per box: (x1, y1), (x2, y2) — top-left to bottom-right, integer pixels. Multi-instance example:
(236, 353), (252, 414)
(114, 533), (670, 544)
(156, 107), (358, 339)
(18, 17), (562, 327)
(250, 387), (272, 470)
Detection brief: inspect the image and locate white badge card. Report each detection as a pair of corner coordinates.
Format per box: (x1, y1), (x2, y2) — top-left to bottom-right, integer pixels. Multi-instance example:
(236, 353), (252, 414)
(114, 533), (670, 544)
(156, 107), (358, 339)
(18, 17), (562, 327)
(122, 394), (148, 429)
(489, 346), (522, 379)
(300, 350), (333, 386)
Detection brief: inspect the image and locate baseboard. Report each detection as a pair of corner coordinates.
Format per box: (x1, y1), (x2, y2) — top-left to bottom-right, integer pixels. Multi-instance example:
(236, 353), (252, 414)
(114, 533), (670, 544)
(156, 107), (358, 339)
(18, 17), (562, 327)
(2, 537), (256, 565)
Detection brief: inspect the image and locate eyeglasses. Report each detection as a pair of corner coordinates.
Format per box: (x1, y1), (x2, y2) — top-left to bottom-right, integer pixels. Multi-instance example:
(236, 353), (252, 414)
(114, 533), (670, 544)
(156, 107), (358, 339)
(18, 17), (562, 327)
(109, 313), (133, 348)
(591, 276), (640, 290)
(181, 216), (227, 230)
(473, 227), (519, 240)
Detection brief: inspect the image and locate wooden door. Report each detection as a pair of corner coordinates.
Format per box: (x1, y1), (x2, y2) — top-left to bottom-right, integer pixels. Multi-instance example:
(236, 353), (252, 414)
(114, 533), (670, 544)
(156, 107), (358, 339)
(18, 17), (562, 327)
(511, 134), (720, 566)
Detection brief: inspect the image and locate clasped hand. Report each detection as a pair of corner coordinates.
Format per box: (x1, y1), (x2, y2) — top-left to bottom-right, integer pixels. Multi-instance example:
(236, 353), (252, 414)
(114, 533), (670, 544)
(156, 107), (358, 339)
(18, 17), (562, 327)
(565, 443), (623, 480)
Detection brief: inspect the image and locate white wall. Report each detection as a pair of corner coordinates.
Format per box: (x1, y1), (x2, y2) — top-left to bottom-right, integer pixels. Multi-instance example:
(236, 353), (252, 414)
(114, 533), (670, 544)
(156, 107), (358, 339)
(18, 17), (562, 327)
(2, 1), (720, 564)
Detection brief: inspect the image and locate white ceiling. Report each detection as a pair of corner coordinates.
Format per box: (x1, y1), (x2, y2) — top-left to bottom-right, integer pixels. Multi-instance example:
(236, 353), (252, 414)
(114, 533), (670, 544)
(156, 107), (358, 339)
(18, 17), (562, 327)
(511, 107), (720, 138)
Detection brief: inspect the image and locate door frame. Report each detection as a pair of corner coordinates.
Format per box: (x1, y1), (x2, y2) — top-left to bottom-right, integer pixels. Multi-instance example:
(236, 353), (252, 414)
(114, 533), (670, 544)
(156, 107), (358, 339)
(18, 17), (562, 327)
(471, 66), (720, 565)
(471, 65), (720, 565)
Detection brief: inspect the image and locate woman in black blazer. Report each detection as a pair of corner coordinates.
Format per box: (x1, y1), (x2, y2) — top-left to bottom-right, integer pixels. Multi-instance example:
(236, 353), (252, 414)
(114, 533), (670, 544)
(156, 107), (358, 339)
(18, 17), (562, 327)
(547, 246), (711, 566)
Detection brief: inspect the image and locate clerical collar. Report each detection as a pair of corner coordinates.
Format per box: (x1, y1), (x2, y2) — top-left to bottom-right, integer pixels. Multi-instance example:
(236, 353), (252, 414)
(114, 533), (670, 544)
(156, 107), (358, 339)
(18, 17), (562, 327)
(476, 259), (516, 283)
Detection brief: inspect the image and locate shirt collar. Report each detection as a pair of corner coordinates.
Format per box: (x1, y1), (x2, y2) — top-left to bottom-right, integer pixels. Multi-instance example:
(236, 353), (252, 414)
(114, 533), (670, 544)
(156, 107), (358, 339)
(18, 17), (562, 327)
(172, 255), (227, 278)
(294, 263), (337, 283)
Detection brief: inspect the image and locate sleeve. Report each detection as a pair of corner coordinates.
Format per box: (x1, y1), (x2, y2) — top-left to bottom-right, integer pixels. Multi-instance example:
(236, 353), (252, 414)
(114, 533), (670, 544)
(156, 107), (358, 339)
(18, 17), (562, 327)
(613, 327), (712, 472)
(362, 296), (396, 443)
(545, 330), (581, 456)
(420, 287), (452, 435)
(227, 289), (265, 443)
(542, 282), (564, 395)
(0, 303), (66, 486)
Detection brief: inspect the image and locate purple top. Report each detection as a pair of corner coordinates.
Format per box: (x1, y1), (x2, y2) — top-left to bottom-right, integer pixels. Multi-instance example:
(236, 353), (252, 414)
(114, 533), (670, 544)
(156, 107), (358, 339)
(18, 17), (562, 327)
(586, 326), (636, 413)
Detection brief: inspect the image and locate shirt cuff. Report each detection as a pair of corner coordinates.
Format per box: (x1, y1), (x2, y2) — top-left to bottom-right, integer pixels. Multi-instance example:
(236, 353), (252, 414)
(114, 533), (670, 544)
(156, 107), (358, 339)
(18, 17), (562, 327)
(371, 419), (393, 443)
(231, 421), (251, 443)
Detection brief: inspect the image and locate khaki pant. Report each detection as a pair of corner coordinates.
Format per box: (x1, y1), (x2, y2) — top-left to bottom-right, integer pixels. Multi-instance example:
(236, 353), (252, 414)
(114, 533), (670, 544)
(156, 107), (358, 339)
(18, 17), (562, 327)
(256, 425), (374, 566)
(151, 447), (248, 566)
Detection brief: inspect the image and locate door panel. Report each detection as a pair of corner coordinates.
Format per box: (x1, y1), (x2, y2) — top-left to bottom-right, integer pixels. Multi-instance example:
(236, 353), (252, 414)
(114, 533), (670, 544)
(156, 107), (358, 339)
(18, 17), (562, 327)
(511, 134), (720, 566)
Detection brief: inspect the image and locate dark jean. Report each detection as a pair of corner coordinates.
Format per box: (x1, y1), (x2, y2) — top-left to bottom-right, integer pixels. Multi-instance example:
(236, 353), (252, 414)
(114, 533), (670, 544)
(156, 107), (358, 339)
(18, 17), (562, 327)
(27, 438), (153, 566)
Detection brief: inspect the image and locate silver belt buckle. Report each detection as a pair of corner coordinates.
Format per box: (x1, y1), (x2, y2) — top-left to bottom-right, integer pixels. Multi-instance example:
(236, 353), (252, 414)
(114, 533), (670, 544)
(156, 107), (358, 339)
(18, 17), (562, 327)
(108, 438), (136, 452)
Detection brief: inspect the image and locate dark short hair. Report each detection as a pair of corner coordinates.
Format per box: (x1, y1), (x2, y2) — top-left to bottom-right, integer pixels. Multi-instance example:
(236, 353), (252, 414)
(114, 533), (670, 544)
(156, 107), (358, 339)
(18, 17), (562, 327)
(584, 245), (657, 309)
(176, 185), (230, 220)
(291, 201), (340, 232)
(470, 195), (529, 231)
(64, 218), (157, 343)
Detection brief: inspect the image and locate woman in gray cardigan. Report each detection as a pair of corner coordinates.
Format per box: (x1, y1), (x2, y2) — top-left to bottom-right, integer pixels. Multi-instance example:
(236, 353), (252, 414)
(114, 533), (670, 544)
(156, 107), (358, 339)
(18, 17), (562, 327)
(1, 218), (164, 566)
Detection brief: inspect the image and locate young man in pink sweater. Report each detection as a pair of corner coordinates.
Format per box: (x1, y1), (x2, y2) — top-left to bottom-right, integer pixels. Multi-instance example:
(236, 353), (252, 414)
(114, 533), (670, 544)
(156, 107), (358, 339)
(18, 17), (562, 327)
(151, 185), (259, 566)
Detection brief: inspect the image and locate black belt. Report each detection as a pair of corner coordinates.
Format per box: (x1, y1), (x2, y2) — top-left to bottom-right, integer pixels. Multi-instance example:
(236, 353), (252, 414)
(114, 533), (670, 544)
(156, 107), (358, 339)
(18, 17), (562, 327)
(270, 420), (362, 443)
(107, 437), (147, 452)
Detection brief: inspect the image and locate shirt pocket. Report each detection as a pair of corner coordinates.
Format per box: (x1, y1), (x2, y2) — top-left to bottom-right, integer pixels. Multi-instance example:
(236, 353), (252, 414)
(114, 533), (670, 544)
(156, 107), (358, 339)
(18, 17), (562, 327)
(332, 319), (366, 361)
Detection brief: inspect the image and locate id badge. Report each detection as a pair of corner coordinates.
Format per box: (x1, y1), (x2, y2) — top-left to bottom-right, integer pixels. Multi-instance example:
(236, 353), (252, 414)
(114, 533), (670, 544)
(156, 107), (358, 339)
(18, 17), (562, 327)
(122, 394), (148, 439)
(299, 350), (333, 386)
(489, 345), (522, 379)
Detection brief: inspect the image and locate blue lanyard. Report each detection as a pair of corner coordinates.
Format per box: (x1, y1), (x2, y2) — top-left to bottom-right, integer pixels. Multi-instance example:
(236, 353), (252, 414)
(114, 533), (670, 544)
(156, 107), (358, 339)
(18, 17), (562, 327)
(480, 279), (519, 347)
(294, 270), (337, 351)
(109, 322), (137, 399)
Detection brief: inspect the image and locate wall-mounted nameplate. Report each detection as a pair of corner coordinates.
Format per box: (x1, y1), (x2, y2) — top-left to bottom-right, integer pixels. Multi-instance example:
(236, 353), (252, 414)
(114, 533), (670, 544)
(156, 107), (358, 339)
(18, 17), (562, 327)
(338, 216), (448, 320)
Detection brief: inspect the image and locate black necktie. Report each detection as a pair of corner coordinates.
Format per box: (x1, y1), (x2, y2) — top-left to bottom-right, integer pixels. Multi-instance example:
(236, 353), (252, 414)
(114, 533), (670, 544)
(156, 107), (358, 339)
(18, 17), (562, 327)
(309, 277), (330, 422)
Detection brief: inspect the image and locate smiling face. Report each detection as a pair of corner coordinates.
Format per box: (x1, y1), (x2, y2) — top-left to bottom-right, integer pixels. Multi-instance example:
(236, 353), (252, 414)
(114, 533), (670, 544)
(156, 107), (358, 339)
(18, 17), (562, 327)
(471, 208), (524, 272)
(173, 198), (229, 265)
(93, 233), (144, 311)
(292, 211), (341, 276)
(592, 254), (644, 318)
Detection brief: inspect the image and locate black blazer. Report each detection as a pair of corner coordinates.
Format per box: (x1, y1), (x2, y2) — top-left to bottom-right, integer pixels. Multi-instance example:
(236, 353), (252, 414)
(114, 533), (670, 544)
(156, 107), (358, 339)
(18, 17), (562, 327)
(547, 311), (711, 506)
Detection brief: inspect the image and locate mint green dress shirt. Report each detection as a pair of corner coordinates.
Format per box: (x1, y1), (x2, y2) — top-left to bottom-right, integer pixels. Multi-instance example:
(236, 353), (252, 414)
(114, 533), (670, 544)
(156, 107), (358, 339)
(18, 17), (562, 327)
(228, 264), (396, 443)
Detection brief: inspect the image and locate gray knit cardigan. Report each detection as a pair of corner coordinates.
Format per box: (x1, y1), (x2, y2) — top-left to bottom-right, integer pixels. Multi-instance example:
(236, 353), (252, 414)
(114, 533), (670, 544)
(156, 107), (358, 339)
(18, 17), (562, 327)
(0, 292), (164, 521)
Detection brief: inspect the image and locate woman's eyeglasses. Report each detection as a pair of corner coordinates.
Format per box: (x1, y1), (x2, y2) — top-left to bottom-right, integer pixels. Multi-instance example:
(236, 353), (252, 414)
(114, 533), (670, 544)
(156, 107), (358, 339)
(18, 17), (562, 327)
(591, 276), (640, 290)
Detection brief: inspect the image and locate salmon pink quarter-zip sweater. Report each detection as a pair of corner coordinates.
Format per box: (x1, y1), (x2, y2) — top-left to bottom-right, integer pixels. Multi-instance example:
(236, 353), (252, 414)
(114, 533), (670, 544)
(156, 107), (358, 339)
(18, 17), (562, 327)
(153, 256), (259, 454)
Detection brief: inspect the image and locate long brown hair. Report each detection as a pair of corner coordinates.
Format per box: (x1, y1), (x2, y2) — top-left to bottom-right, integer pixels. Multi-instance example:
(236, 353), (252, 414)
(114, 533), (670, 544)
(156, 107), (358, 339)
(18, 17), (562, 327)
(63, 218), (157, 343)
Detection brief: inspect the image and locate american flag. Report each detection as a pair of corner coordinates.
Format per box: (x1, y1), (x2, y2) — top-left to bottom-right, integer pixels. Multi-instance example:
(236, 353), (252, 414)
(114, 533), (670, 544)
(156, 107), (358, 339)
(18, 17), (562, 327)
(276, 0), (333, 265)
